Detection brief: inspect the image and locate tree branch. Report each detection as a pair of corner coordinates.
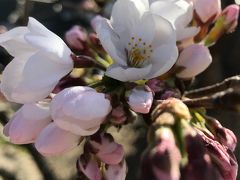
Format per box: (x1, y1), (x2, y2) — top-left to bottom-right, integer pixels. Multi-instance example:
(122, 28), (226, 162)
(184, 88), (240, 111)
(184, 75), (240, 98)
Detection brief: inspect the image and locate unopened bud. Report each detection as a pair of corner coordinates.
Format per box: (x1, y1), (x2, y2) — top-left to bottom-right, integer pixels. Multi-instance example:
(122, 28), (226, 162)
(194, 0), (221, 23)
(153, 98), (191, 125)
(197, 129), (238, 180)
(104, 161), (127, 180)
(146, 79), (164, 93)
(204, 4), (239, 46)
(65, 25), (87, 50)
(221, 4), (240, 32)
(89, 133), (125, 165)
(181, 133), (224, 179)
(206, 118), (237, 151)
(176, 44), (212, 79)
(111, 105), (127, 125)
(141, 127), (181, 180)
(126, 86), (153, 114)
(77, 154), (102, 180)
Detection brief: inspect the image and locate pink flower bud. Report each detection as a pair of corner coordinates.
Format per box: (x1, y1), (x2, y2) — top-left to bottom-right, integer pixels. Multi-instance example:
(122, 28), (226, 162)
(141, 128), (181, 180)
(146, 79), (164, 93)
(51, 86), (112, 136)
(111, 105), (127, 125)
(104, 161), (127, 180)
(4, 102), (51, 144)
(206, 118), (237, 151)
(0, 25), (7, 34)
(65, 25), (87, 50)
(35, 123), (80, 156)
(194, 0), (221, 23)
(197, 129), (238, 180)
(77, 154), (102, 180)
(221, 4), (239, 32)
(182, 133), (224, 179)
(127, 86), (153, 114)
(176, 44), (212, 79)
(89, 133), (124, 165)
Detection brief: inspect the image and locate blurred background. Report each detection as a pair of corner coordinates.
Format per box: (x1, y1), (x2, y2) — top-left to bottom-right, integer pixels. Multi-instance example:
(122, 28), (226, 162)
(0, 0), (239, 179)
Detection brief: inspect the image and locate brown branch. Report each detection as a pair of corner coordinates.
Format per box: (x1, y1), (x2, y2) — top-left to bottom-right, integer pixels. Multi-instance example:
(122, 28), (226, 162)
(184, 75), (240, 98)
(184, 88), (240, 111)
(22, 0), (31, 26)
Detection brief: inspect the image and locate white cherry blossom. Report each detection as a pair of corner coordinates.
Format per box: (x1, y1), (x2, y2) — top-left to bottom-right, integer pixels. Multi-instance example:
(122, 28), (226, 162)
(150, 0), (199, 40)
(95, 0), (179, 82)
(0, 17), (73, 104)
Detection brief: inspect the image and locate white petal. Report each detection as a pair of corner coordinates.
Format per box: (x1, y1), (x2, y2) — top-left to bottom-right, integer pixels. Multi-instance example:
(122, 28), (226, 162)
(150, 0), (191, 26)
(0, 51), (73, 103)
(176, 27), (199, 41)
(25, 35), (72, 64)
(0, 27), (28, 42)
(145, 44), (178, 79)
(35, 123), (80, 156)
(133, 12), (176, 47)
(111, 0), (148, 37)
(25, 17), (72, 64)
(95, 18), (127, 66)
(150, 0), (197, 40)
(27, 17), (57, 39)
(105, 64), (152, 82)
(0, 53), (34, 103)
(0, 27), (36, 56)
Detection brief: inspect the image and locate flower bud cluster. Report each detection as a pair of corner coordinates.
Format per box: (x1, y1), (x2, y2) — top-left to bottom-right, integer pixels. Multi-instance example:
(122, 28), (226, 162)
(142, 98), (238, 180)
(77, 133), (126, 180)
(4, 86), (112, 156)
(174, 0), (239, 79)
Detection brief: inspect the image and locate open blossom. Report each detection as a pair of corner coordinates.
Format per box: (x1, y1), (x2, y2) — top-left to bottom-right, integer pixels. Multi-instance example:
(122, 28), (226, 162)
(3, 101), (51, 144)
(95, 0), (179, 82)
(89, 133), (125, 165)
(0, 17), (73, 104)
(127, 86), (153, 114)
(150, 0), (199, 40)
(176, 44), (212, 79)
(51, 86), (112, 136)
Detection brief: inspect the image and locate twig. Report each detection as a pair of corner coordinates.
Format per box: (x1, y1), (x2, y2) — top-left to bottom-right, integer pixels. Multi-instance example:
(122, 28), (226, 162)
(184, 88), (240, 111)
(184, 75), (240, 98)
(22, 0), (31, 25)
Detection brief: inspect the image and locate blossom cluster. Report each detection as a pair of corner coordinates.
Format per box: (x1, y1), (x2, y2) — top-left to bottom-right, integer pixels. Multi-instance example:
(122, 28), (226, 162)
(0, 0), (239, 179)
